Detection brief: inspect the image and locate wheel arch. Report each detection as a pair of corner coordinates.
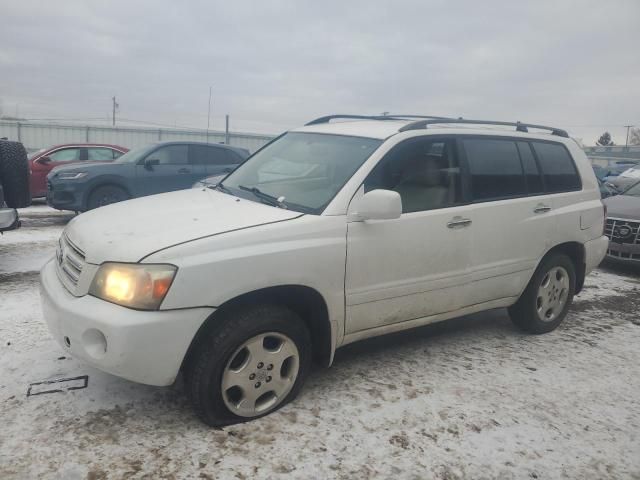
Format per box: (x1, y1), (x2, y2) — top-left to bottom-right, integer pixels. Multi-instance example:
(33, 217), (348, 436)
(541, 241), (586, 294)
(181, 284), (334, 373)
(84, 179), (132, 209)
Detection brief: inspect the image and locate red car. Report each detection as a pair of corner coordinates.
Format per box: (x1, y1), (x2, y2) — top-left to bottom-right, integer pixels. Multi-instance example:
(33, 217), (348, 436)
(29, 143), (128, 198)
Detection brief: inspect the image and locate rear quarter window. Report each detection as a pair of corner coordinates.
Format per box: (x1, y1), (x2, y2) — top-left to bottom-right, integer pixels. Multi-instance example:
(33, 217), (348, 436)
(531, 142), (581, 192)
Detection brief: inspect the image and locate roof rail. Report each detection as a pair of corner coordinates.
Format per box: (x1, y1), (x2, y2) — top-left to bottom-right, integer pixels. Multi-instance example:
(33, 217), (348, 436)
(305, 114), (450, 126)
(398, 118), (569, 138)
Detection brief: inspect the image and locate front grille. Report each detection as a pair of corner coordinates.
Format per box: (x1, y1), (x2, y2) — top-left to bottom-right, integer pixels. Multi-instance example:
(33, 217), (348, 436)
(604, 217), (640, 245)
(606, 248), (640, 261)
(56, 233), (86, 292)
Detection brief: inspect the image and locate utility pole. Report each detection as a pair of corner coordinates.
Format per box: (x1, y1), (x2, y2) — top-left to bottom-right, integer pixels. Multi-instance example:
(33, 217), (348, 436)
(225, 114), (229, 145)
(112, 96), (118, 126)
(624, 125), (634, 149)
(206, 86), (212, 143)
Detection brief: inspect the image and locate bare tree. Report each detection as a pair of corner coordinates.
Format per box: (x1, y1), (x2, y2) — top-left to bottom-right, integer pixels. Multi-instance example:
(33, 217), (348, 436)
(596, 132), (615, 146)
(629, 128), (640, 146)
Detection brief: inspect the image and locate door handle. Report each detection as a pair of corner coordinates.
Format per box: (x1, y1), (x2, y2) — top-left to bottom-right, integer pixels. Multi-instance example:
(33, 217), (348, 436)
(177, 168), (191, 174)
(447, 216), (472, 228)
(533, 204), (552, 214)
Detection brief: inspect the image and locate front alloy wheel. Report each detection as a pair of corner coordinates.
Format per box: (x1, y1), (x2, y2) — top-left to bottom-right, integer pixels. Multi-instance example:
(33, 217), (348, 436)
(222, 332), (300, 417)
(185, 304), (311, 426)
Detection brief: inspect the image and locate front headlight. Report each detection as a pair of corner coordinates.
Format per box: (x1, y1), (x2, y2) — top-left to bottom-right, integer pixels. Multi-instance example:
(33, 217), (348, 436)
(89, 263), (177, 310)
(57, 172), (88, 180)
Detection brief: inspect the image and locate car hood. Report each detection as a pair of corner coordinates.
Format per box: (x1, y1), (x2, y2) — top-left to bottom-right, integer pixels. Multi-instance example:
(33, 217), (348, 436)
(65, 188), (303, 264)
(603, 194), (640, 221)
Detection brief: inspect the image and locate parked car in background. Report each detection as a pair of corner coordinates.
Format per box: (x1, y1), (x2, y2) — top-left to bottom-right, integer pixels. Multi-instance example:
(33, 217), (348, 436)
(592, 164), (610, 181)
(47, 141), (249, 211)
(605, 165), (640, 192)
(597, 178), (619, 198)
(30, 144), (128, 198)
(41, 115), (607, 426)
(603, 180), (640, 263)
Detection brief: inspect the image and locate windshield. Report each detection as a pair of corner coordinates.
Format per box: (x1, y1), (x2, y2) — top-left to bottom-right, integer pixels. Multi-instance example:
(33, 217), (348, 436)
(622, 181), (640, 197)
(221, 132), (382, 214)
(115, 144), (155, 163)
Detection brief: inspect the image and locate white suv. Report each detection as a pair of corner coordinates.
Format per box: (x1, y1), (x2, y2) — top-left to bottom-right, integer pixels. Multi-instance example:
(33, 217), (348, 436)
(40, 115), (608, 425)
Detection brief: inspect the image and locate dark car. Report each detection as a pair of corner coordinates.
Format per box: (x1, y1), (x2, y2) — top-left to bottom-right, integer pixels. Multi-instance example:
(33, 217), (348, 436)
(47, 141), (249, 211)
(598, 178), (619, 198)
(603, 180), (640, 263)
(30, 143), (128, 198)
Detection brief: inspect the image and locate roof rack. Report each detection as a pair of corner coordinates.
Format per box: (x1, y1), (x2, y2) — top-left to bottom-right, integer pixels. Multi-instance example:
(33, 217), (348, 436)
(305, 114), (450, 126)
(398, 118), (569, 138)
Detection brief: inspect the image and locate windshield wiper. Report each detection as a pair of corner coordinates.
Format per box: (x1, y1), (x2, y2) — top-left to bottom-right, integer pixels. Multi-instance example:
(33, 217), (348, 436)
(214, 182), (232, 194)
(238, 185), (287, 209)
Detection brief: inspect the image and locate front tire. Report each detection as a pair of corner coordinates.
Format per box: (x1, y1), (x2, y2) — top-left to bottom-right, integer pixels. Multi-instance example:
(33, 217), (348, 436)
(185, 304), (311, 426)
(508, 253), (576, 334)
(87, 185), (129, 210)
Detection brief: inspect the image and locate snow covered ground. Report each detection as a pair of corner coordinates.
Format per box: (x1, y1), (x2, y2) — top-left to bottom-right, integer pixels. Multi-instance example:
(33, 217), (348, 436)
(1, 204), (639, 479)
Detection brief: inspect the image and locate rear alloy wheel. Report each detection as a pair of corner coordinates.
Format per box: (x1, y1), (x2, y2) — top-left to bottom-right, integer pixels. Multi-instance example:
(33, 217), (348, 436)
(508, 253), (576, 334)
(87, 185), (129, 210)
(535, 266), (570, 323)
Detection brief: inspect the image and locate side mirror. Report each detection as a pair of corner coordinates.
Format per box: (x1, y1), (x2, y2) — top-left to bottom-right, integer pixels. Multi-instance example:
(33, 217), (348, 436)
(352, 189), (402, 221)
(39, 156), (52, 164)
(144, 158), (160, 170)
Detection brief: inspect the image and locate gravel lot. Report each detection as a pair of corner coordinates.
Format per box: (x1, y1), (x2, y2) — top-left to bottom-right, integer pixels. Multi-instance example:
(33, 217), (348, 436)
(1, 204), (639, 479)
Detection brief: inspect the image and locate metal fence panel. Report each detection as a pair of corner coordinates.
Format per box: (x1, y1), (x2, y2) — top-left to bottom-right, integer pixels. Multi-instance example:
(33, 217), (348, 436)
(0, 121), (274, 153)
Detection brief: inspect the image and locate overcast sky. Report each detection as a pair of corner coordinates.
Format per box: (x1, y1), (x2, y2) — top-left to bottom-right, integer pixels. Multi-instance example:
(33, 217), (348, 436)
(0, 1), (638, 144)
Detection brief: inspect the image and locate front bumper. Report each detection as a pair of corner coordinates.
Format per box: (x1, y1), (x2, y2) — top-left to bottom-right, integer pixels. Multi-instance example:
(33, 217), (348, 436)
(40, 259), (214, 386)
(46, 180), (84, 211)
(606, 241), (640, 262)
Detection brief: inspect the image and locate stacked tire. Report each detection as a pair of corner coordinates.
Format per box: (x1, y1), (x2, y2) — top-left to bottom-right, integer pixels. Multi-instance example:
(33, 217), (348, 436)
(0, 140), (31, 208)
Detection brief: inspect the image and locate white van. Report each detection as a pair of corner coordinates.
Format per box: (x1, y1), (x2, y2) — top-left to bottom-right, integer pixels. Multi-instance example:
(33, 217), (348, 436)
(41, 115), (608, 425)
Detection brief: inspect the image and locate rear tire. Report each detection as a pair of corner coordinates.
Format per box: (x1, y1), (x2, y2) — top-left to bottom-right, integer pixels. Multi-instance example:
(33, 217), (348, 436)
(0, 140), (31, 208)
(184, 304), (311, 427)
(508, 253), (576, 334)
(87, 185), (129, 210)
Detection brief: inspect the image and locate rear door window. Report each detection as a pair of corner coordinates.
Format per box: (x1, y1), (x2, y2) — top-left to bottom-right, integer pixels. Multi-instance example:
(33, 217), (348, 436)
(531, 142), (581, 192)
(87, 147), (116, 161)
(192, 145), (241, 165)
(517, 142), (544, 194)
(462, 138), (526, 201)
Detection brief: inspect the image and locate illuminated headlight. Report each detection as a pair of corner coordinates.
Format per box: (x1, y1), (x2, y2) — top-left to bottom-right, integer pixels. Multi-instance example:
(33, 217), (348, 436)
(89, 263), (177, 310)
(57, 172), (88, 180)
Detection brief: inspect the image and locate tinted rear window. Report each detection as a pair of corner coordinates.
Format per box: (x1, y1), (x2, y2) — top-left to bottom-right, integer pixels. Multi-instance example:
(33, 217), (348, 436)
(463, 139), (526, 201)
(192, 145), (242, 165)
(531, 142), (581, 192)
(517, 142), (544, 194)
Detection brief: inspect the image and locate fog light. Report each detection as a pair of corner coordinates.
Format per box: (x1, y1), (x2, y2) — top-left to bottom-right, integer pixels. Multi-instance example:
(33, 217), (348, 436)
(82, 329), (107, 359)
